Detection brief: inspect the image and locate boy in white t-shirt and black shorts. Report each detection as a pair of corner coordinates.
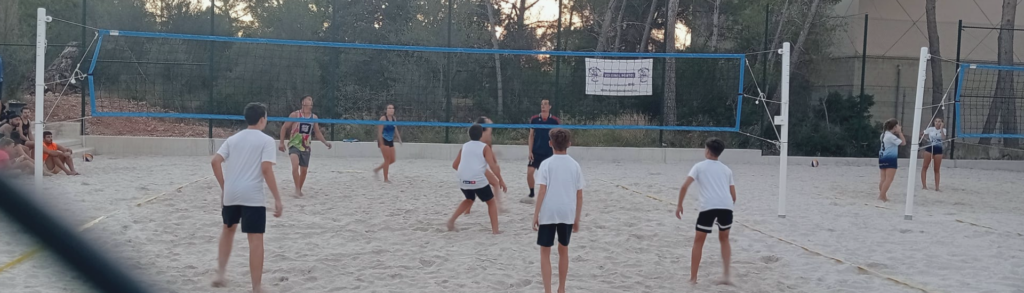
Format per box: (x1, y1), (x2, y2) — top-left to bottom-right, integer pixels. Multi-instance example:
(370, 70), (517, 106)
(675, 137), (736, 285)
(448, 124), (506, 234)
(532, 128), (584, 293)
(210, 103), (283, 293)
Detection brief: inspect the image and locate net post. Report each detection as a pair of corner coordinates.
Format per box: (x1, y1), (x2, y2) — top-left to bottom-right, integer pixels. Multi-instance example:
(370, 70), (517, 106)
(79, 0), (87, 136)
(951, 19), (963, 159)
(776, 42), (790, 219)
(904, 47), (929, 221)
(34, 8), (48, 190)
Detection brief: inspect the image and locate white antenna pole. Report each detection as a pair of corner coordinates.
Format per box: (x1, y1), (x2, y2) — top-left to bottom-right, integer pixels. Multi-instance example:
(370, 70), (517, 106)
(905, 47), (928, 220)
(34, 8), (49, 189)
(777, 42), (791, 218)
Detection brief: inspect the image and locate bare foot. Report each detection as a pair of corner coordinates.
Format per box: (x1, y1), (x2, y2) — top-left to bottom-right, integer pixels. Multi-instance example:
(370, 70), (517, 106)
(211, 275), (227, 288)
(294, 190), (303, 198)
(492, 230), (502, 234)
(384, 180), (391, 184)
(922, 186), (928, 190)
(446, 220), (457, 232)
(935, 188), (941, 192)
(878, 196), (889, 202)
(689, 279), (697, 285)
(715, 279), (734, 286)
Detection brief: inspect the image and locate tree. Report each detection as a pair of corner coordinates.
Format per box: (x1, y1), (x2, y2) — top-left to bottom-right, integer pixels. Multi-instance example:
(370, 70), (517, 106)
(639, 0), (659, 53)
(612, 0), (628, 52)
(485, 0), (505, 116)
(925, 0), (944, 121)
(980, 0), (1019, 147)
(709, 0), (721, 51)
(664, 0), (679, 126)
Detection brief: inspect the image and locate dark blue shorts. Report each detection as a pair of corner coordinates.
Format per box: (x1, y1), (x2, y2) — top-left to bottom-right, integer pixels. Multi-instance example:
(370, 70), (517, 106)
(879, 156), (898, 169)
(924, 145), (943, 155)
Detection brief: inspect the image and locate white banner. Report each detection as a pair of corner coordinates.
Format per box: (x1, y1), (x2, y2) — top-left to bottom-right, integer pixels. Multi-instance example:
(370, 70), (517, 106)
(585, 58), (653, 96)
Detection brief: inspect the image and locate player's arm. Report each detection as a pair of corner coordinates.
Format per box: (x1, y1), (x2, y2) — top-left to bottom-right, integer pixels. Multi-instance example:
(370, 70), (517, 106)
(279, 112), (296, 150)
(452, 149), (462, 170)
(533, 184), (547, 231)
(675, 177), (695, 219)
(312, 115), (332, 149)
(262, 140), (282, 217)
(527, 129), (535, 159)
(394, 125), (402, 143)
(730, 185), (737, 203)
(211, 154), (225, 192)
(574, 189), (583, 230)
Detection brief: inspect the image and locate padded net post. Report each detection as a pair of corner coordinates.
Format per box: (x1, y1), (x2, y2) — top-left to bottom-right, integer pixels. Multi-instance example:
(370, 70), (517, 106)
(904, 47), (929, 221)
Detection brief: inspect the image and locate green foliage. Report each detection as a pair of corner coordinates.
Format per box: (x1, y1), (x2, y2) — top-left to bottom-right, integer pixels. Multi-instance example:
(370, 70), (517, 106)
(789, 92), (881, 157)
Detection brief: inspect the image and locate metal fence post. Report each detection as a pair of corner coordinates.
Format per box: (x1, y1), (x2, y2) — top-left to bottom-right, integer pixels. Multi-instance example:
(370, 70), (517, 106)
(207, 1), (215, 139)
(859, 14), (868, 99)
(80, 0), (87, 135)
(951, 19), (963, 159)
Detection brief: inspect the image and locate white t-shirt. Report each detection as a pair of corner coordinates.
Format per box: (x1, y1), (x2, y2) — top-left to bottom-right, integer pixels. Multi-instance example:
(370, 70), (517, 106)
(217, 129), (277, 207)
(457, 140), (489, 189)
(879, 131), (902, 159)
(537, 154), (586, 225)
(687, 160), (735, 212)
(923, 127), (945, 147)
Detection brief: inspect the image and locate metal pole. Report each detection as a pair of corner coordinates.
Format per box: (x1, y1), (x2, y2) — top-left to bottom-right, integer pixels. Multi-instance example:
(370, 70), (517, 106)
(444, 0), (453, 143)
(34, 8), (48, 189)
(80, 0), (87, 136)
(904, 47), (929, 220)
(951, 19), (962, 159)
(760, 3), (770, 152)
(207, 1), (215, 139)
(554, 0), (562, 108)
(776, 42), (791, 218)
(860, 14), (868, 98)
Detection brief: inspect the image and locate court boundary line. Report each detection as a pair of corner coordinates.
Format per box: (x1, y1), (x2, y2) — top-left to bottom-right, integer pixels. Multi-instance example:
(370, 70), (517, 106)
(596, 179), (932, 293)
(0, 176), (210, 274)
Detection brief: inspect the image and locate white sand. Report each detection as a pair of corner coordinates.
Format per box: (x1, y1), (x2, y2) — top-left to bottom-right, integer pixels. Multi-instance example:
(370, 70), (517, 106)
(1, 154), (1022, 292)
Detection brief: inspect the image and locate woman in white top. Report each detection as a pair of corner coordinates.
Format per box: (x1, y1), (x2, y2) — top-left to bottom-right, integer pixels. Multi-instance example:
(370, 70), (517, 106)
(920, 117), (946, 191)
(878, 118), (906, 202)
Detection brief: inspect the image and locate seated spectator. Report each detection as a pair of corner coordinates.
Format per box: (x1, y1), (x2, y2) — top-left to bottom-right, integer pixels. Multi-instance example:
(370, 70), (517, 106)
(42, 131), (79, 176)
(1, 138), (33, 174)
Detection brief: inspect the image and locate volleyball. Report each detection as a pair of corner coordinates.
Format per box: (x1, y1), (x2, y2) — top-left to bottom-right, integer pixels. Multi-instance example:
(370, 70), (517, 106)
(811, 159), (819, 167)
(83, 153), (94, 162)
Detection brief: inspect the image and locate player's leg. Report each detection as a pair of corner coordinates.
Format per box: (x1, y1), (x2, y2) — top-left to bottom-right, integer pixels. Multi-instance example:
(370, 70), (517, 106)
(933, 153), (943, 191)
(213, 206), (241, 287)
(289, 148), (302, 196)
(690, 231), (707, 284)
(447, 189), (476, 231)
(241, 207), (268, 293)
(384, 145), (396, 182)
(61, 153), (77, 174)
(920, 151), (932, 189)
(49, 156), (71, 175)
(477, 187), (500, 234)
(556, 224), (572, 293)
(716, 210), (733, 285)
(880, 169), (896, 202)
(527, 166), (536, 197)
(540, 245), (553, 293)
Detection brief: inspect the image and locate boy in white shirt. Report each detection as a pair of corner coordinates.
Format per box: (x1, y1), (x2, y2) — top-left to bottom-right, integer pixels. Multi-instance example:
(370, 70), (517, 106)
(210, 103), (283, 293)
(675, 137), (735, 285)
(448, 124), (506, 234)
(532, 128), (584, 293)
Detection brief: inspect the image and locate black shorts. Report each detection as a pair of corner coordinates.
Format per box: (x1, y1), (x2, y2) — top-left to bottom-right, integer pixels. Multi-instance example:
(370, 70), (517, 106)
(461, 186), (495, 202)
(528, 152), (552, 169)
(695, 209), (733, 233)
(924, 145), (943, 155)
(381, 139), (395, 148)
(288, 147), (311, 167)
(222, 205), (267, 234)
(537, 223), (573, 247)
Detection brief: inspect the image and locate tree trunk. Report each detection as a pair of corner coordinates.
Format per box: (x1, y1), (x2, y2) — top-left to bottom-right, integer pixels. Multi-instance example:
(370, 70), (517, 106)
(710, 0), (721, 52)
(485, 0), (505, 117)
(767, 0), (790, 65)
(790, 0), (821, 67)
(639, 0), (660, 53)
(664, 0), (680, 126)
(925, 0), (945, 121)
(597, 0), (619, 52)
(980, 0), (1019, 147)
(24, 42), (81, 95)
(612, 0), (628, 52)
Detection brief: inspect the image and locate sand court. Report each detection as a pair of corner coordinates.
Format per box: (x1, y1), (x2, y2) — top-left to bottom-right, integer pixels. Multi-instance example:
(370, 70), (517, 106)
(0, 154), (1022, 292)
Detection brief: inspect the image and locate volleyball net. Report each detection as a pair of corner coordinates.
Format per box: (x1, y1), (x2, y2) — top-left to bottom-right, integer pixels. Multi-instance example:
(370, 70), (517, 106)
(85, 29), (784, 141)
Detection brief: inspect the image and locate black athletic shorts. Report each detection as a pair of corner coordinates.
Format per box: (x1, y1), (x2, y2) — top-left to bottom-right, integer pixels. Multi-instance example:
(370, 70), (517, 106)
(461, 186), (495, 202)
(288, 146), (311, 167)
(537, 223), (573, 247)
(528, 152), (552, 169)
(695, 209), (733, 233)
(381, 139), (395, 148)
(222, 205), (267, 234)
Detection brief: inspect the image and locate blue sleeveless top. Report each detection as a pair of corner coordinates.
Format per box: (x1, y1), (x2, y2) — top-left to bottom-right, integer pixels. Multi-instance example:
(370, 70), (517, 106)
(382, 116), (396, 141)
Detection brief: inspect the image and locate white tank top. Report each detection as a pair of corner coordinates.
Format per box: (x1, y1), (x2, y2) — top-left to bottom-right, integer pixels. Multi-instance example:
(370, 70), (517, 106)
(457, 140), (489, 189)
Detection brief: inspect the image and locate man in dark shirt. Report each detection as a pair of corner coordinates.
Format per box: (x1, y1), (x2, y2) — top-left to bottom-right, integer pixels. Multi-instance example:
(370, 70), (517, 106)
(525, 99), (560, 201)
